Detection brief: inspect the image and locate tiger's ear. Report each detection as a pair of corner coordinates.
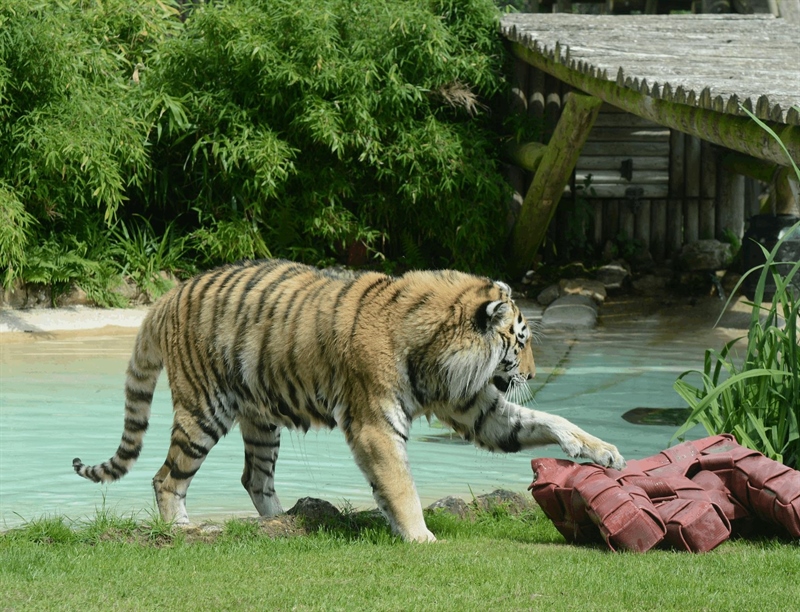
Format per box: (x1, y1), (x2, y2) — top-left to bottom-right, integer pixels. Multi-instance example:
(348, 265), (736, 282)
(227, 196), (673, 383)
(475, 300), (511, 332)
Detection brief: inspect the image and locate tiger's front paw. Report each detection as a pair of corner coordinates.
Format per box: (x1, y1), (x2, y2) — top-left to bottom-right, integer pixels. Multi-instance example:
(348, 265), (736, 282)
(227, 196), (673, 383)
(561, 432), (626, 470)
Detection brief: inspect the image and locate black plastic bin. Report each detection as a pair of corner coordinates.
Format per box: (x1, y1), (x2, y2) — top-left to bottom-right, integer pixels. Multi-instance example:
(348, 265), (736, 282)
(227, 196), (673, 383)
(741, 214), (800, 301)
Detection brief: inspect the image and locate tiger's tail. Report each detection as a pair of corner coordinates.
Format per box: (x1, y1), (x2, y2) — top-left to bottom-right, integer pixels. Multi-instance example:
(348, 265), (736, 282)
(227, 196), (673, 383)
(73, 309), (164, 483)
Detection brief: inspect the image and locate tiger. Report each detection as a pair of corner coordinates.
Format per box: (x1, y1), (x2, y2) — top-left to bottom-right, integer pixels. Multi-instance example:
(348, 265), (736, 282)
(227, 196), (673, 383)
(73, 259), (624, 542)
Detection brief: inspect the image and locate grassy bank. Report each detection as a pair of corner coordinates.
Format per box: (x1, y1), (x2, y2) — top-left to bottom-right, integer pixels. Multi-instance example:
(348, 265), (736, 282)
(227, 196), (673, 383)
(2, 507), (798, 610)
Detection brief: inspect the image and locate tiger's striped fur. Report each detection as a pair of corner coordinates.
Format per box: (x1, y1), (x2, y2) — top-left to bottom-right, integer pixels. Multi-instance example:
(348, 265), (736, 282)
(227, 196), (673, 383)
(73, 259), (624, 542)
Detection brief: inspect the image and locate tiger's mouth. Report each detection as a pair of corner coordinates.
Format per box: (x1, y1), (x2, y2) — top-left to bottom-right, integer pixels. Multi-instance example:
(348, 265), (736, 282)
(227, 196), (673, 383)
(493, 376), (510, 392)
(495, 374), (534, 404)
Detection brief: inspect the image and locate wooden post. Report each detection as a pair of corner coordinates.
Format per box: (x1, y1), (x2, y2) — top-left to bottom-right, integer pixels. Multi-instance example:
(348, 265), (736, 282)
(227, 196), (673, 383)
(667, 197), (684, 259)
(510, 93), (602, 277)
(528, 66), (546, 121)
(634, 200), (651, 250)
(593, 202), (603, 248)
(717, 165), (745, 240)
(700, 140), (717, 240)
(774, 167), (800, 216)
(650, 199), (667, 262)
(684, 135), (701, 244)
(604, 200), (620, 245)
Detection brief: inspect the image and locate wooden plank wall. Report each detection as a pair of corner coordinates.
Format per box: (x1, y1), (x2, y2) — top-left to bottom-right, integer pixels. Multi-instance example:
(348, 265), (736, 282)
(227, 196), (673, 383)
(511, 61), (761, 263)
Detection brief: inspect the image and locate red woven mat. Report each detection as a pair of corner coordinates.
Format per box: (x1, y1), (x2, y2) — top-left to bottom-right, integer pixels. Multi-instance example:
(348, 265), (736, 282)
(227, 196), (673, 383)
(530, 435), (800, 552)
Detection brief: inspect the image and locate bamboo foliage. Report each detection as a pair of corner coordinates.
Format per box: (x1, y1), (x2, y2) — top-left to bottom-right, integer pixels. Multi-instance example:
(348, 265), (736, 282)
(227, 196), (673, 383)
(1, 0), (512, 295)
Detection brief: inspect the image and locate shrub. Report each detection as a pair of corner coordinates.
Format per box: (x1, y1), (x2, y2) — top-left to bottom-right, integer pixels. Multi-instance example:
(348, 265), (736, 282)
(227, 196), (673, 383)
(0, 0), (181, 298)
(143, 0), (511, 272)
(1, 0), (512, 295)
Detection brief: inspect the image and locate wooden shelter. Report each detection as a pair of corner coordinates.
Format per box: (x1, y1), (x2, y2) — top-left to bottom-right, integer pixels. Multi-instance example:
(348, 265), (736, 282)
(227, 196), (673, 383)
(500, 12), (800, 274)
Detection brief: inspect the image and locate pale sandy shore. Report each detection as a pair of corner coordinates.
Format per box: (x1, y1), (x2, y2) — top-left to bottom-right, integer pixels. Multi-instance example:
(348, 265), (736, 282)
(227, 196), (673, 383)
(0, 305), (149, 334)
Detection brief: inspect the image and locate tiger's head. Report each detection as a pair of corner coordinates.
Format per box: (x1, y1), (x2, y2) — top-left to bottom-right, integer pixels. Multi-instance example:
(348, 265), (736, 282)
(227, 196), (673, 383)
(474, 282), (536, 403)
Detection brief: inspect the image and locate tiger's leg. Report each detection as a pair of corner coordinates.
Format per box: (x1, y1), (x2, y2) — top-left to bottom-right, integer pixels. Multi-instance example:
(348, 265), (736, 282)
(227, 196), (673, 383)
(443, 388), (626, 469)
(238, 419), (284, 517)
(345, 414), (435, 543)
(153, 405), (231, 525)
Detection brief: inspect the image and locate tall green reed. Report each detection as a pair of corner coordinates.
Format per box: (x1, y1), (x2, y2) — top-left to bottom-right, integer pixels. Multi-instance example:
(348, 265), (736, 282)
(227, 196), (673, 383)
(673, 222), (800, 468)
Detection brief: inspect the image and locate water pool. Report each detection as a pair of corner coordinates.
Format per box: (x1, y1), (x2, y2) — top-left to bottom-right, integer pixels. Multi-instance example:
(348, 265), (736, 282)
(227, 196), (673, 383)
(0, 296), (742, 529)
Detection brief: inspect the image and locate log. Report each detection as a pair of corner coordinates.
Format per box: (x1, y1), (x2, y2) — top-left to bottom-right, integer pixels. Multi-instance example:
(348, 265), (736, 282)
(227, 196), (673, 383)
(700, 140), (717, 239)
(505, 141), (547, 173)
(510, 93), (602, 276)
(650, 199), (667, 262)
(667, 198), (684, 258)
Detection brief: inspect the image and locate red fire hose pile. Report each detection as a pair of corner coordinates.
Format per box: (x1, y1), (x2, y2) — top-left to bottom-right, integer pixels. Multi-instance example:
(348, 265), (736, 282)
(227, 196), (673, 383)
(529, 435), (800, 552)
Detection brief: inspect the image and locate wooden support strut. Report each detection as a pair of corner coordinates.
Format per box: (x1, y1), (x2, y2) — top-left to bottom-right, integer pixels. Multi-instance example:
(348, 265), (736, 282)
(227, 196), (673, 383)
(510, 92), (602, 278)
(509, 41), (800, 169)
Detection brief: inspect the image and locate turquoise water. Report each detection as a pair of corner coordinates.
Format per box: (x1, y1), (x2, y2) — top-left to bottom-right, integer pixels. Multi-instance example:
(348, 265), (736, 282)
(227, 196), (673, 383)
(0, 313), (719, 529)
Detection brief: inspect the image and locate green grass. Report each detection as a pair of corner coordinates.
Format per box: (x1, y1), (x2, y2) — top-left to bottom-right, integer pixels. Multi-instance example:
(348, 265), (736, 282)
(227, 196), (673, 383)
(2, 508), (798, 610)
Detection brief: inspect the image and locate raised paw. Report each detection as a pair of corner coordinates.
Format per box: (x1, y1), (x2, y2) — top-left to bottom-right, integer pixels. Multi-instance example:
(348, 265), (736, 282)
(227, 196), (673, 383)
(561, 432), (626, 470)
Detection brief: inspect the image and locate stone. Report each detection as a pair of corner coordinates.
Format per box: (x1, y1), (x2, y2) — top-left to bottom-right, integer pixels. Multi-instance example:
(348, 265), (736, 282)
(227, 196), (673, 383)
(473, 489), (534, 515)
(113, 278), (140, 303)
(25, 284), (51, 308)
(630, 246), (656, 272)
(601, 240), (618, 261)
(427, 496), (471, 519)
(536, 284), (560, 306)
(1, 278), (27, 309)
(595, 262), (631, 290)
(558, 277), (607, 304)
(287, 497), (342, 524)
(679, 239), (733, 271)
(541, 294), (598, 330)
(632, 274), (669, 293)
(55, 285), (91, 307)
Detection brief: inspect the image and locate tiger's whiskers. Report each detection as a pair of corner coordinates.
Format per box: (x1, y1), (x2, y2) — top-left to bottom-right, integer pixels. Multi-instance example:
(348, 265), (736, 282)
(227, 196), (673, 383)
(505, 374), (535, 405)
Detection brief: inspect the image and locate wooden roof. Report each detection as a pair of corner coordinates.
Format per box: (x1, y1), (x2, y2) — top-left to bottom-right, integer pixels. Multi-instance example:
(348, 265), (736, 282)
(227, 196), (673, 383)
(500, 13), (800, 127)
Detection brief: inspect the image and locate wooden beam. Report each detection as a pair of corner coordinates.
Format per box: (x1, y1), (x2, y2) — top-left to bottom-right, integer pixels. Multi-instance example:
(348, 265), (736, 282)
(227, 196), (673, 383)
(720, 153), (799, 215)
(510, 42), (800, 168)
(504, 141), (546, 173)
(720, 151), (778, 183)
(510, 92), (602, 277)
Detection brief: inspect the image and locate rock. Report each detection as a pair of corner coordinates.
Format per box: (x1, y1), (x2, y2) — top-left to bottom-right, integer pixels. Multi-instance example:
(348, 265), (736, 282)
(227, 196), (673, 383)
(428, 490), (534, 519)
(113, 278), (140, 304)
(55, 285), (91, 307)
(521, 269), (536, 285)
(473, 489), (534, 515)
(536, 284), (560, 306)
(427, 496), (471, 519)
(721, 271), (742, 294)
(287, 497), (342, 525)
(24, 284), (51, 308)
(632, 274), (669, 293)
(602, 240), (618, 261)
(1, 278), (27, 309)
(559, 278), (607, 304)
(679, 239), (733, 271)
(595, 262), (630, 290)
(630, 246), (656, 272)
(541, 294), (598, 330)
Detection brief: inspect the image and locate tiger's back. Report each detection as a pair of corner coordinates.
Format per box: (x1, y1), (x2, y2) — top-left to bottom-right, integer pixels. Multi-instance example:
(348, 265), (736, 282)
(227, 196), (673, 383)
(74, 259), (624, 542)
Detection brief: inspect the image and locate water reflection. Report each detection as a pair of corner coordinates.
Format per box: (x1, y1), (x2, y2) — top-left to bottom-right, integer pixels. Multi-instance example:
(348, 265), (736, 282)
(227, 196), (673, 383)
(0, 307), (733, 529)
